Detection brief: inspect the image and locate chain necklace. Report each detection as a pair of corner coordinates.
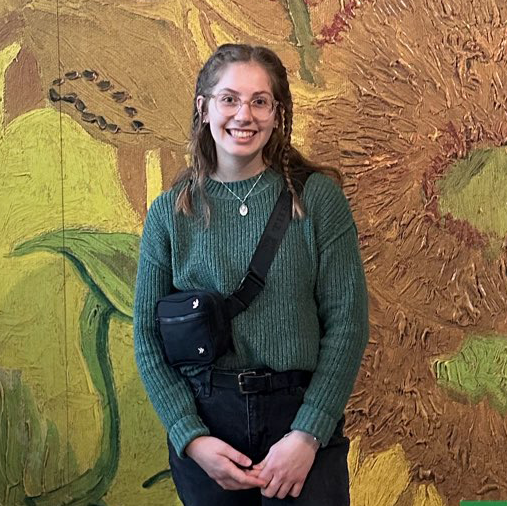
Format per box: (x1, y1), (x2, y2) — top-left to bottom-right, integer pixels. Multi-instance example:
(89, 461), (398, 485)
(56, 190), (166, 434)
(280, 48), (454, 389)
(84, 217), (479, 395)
(216, 171), (265, 216)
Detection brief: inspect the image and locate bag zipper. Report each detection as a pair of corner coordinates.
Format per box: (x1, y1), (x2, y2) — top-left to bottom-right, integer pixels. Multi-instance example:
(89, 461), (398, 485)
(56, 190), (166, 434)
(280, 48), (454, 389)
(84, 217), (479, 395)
(157, 312), (206, 324)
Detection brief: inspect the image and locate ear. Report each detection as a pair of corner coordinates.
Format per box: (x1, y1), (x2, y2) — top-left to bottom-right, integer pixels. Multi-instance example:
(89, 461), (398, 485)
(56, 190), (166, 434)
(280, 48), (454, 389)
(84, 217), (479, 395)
(197, 95), (208, 123)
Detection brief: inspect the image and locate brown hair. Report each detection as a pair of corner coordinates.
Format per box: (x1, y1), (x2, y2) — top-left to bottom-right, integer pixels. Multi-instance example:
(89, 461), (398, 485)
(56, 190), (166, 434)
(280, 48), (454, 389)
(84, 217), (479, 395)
(173, 43), (341, 223)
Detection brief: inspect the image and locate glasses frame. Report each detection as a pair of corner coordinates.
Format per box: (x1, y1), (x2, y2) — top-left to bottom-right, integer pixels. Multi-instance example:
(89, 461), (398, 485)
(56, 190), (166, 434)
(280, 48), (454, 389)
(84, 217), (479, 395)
(207, 93), (279, 120)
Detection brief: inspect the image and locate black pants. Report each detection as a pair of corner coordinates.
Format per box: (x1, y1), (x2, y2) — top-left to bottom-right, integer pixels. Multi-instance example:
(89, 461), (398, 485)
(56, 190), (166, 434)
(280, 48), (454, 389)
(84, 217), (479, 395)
(168, 371), (350, 506)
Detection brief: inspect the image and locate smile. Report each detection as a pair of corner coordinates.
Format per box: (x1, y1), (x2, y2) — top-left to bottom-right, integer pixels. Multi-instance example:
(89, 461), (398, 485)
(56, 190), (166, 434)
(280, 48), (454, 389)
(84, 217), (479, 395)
(227, 129), (256, 139)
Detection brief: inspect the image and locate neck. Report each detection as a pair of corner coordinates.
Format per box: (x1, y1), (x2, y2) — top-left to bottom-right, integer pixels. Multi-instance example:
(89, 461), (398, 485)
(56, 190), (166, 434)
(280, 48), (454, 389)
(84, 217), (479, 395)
(211, 155), (267, 182)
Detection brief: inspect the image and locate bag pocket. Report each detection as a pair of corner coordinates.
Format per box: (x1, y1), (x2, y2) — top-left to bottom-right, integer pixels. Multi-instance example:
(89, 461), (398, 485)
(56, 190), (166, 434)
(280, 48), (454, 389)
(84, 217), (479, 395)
(158, 311), (215, 366)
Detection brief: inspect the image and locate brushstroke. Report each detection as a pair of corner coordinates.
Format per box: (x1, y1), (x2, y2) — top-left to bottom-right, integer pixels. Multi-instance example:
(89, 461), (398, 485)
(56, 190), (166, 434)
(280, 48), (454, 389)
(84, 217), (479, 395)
(0, 41), (21, 130)
(11, 230), (142, 504)
(0, 368), (82, 505)
(283, 0), (320, 84)
(434, 335), (507, 415)
(12, 230), (140, 318)
(437, 147), (507, 240)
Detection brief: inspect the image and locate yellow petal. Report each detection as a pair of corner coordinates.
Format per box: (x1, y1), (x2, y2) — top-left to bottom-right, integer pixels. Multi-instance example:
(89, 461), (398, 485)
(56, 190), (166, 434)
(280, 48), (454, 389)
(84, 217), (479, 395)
(413, 484), (446, 506)
(145, 149), (163, 210)
(0, 41), (21, 131)
(350, 444), (410, 506)
(347, 436), (361, 479)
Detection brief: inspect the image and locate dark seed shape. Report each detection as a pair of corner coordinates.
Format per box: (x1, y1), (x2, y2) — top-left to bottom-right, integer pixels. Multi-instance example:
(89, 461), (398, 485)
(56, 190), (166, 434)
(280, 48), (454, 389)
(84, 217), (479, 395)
(82, 69), (98, 81)
(112, 91), (129, 103)
(75, 99), (86, 112)
(52, 78), (65, 86)
(106, 123), (120, 133)
(49, 88), (61, 101)
(97, 80), (112, 91)
(82, 112), (97, 123)
(132, 120), (144, 131)
(97, 116), (107, 130)
(62, 92), (78, 103)
(65, 71), (80, 80)
(124, 106), (137, 117)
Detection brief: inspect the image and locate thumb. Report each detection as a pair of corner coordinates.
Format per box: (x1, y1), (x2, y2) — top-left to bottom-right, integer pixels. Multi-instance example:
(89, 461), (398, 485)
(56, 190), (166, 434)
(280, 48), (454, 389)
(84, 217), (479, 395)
(222, 445), (252, 468)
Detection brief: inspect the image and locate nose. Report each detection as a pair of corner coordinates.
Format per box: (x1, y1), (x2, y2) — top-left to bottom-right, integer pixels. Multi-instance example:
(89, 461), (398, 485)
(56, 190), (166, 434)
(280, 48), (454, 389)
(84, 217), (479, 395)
(234, 101), (253, 121)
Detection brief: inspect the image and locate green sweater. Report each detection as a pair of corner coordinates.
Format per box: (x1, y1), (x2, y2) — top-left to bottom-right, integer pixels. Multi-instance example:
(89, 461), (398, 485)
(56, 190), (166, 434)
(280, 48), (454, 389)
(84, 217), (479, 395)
(133, 168), (369, 458)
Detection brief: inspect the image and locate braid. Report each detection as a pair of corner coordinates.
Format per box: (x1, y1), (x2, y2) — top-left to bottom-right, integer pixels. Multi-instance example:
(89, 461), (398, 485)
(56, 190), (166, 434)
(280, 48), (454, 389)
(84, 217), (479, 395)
(173, 43), (340, 225)
(281, 105), (305, 219)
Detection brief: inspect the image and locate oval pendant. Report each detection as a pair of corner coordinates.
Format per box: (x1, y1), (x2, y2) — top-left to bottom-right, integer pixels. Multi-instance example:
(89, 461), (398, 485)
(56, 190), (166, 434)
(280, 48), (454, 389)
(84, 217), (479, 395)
(239, 203), (248, 216)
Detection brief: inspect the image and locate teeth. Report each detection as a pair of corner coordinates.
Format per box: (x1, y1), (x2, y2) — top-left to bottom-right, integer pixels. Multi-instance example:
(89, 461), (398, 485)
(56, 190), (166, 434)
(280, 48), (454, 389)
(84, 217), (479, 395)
(229, 129), (255, 138)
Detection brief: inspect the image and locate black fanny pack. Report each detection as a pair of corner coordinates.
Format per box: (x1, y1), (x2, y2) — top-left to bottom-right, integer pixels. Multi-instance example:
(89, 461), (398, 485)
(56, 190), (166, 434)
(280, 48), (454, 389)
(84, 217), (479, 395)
(156, 173), (308, 367)
(156, 291), (231, 366)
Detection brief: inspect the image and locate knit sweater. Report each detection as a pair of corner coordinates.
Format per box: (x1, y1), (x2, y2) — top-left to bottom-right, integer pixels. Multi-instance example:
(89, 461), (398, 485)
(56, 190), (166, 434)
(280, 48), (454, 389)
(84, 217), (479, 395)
(133, 168), (369, 458)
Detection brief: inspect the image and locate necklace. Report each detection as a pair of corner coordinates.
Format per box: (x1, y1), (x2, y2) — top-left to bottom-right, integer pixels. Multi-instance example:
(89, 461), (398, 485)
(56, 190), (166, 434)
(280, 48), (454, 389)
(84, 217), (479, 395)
(216, 171), (265, 216)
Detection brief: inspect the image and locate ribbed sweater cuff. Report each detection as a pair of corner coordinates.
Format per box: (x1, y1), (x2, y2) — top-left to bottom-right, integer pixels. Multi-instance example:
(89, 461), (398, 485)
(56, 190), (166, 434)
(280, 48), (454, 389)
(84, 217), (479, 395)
(169, 415), (210, 458)
(290, 403), (339, 447)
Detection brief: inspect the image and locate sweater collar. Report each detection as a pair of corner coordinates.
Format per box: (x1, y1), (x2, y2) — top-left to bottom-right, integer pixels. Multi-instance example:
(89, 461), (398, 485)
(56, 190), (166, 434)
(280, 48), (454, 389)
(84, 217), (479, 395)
(204, 167), (281, 199)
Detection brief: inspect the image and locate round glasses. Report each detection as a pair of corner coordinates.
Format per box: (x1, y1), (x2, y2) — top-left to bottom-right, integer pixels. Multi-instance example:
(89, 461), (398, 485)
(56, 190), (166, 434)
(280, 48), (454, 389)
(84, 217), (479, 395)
(208, 93), (278, 121)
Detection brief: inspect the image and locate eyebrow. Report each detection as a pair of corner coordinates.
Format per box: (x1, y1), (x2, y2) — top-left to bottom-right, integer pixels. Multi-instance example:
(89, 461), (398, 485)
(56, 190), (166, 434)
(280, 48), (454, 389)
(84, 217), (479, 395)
(217, 87), (272, 96)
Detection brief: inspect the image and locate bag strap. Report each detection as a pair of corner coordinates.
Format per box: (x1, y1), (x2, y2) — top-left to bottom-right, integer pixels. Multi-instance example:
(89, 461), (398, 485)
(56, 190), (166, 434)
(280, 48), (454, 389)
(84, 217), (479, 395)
(225, 170), (310, 318)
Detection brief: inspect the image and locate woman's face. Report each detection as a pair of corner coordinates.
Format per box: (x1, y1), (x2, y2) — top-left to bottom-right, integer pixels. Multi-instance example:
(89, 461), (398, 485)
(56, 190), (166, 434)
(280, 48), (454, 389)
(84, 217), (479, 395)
(198, 62), (277, 171)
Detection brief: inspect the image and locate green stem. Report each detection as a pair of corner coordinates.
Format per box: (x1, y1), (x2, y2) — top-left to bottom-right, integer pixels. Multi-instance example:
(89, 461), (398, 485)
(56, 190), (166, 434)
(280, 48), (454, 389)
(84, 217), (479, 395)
(283, 0), (321, 85)
(26, 291), (119, 506)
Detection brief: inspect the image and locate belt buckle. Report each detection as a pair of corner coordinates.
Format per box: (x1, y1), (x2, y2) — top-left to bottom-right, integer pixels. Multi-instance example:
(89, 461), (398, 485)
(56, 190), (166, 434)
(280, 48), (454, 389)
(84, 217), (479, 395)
(237, 371), (272, 394)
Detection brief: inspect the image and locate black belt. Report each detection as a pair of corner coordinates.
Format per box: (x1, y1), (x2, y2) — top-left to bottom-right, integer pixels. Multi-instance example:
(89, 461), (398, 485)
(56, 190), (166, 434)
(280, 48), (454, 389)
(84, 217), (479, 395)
(204, 369), (312, 395)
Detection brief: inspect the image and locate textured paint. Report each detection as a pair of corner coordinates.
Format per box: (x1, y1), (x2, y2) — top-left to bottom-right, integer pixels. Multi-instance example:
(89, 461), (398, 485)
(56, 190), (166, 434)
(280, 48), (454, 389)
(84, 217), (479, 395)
(186, 6), (212, 62)
(350, 443), (410, 506)
(210, 21), (235, 47)
(348, 438), (448, 505)
(146, 149), (164, 210)
(319, 0), (507, 501)
(0, 369), (78, 504)
(434, 335), (507, 415)
(284, 0), (320, 84)
(23, 291), (118, 506)
(4, 46), (44, 124)
(437, 148), (507, 240)
(12, 230), (140, 318)
(2, 0), (507, 504)
(0, 41), (21, 129)
(413, 484), (446, 506)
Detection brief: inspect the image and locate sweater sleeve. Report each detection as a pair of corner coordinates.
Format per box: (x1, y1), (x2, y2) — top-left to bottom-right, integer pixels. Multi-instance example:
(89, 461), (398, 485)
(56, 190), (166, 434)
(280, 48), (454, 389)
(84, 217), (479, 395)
(290, 174), (369, 446)
(133, 194), (210, 457)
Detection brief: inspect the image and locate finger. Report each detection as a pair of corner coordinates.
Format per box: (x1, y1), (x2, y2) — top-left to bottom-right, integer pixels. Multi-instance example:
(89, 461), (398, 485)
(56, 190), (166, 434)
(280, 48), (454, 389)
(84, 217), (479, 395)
(226, 463), (268, 488)
(276, 482), (294, 500)
(244, 468), (263, 478)
(221, 445), (252, 468)
(261, 477), (282, 499)
(219, 478), (259, 491)
(252, 460), (266, 470)
(289, 482), (303, 498)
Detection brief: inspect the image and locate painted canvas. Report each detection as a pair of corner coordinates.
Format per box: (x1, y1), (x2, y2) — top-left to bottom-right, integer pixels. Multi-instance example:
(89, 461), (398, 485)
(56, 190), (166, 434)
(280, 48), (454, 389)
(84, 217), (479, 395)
(1, 0), (506, 505)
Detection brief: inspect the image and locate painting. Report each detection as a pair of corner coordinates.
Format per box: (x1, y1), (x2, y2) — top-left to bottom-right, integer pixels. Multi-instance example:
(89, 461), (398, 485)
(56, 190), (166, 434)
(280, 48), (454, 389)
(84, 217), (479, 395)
(1, 0), (506, 505)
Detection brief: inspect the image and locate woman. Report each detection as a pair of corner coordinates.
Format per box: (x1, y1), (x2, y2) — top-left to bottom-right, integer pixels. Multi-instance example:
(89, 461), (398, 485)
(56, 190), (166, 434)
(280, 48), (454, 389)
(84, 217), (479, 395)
(134, 43), (369, 505)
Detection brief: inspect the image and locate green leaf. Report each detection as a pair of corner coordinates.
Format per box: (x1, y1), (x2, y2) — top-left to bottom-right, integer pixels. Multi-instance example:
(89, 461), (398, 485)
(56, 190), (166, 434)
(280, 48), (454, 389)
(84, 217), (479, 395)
(433, 334), (507, 415)
(0, 368), (78, 506)
(11, 230), (140, 318)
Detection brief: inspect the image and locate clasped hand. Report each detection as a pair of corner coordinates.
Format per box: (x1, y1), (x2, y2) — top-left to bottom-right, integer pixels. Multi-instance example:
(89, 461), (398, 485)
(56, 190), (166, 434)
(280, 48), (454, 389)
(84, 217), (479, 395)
(185, 430), (318, 499)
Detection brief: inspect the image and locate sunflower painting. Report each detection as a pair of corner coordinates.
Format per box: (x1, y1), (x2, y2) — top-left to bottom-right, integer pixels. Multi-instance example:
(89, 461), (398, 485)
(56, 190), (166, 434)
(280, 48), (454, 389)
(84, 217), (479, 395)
(1, 0), (506, 505)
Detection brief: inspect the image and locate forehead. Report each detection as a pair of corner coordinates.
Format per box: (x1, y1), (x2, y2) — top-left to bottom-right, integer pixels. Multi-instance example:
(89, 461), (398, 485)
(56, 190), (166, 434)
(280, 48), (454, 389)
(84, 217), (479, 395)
(213, 62), (273, 95)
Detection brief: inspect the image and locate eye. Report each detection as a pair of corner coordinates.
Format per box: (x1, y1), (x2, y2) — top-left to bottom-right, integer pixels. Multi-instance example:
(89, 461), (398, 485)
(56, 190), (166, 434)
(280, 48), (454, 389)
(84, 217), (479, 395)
(218, 94), (238, 105)
(252, 97), (270, 107)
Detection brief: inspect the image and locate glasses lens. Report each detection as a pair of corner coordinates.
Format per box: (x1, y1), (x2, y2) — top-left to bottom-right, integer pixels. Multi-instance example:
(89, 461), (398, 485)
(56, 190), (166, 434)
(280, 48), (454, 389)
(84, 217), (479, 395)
(214, 94), (275, 120)
(215, 94), (239, 116)
(251, 97), (274, 120)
